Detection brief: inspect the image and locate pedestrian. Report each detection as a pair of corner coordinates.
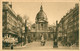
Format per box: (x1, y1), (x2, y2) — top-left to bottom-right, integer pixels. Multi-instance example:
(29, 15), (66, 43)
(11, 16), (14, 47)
(41, 35), (45, 46)
(11, 44), (13, 50)
(27, 36), (30, 43)
(54, 39), (58, 48)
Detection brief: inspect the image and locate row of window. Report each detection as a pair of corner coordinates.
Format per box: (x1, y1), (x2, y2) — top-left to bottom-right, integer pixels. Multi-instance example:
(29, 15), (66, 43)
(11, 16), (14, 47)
(7, 12), (17, 26)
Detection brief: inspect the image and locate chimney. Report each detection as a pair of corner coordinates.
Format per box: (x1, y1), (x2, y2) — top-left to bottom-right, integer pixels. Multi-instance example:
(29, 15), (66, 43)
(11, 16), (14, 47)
(9, 2), (12, 8)
(56, 20), (58, 26)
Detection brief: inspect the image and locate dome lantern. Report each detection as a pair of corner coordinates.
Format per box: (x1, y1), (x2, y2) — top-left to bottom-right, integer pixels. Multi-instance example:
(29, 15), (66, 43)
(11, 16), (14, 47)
(40, 5), (43, 11)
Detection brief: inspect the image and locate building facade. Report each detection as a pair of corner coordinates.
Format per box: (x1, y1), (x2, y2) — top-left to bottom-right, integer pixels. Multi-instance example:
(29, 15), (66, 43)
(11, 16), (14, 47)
(2, 2), (26, 47)
(2, 2), (18, 47)
(35, 5), (48, 40)
(67, 4), (79, 45)
(17, 15), (25, 43)
(57, 3), (79, 46)
(30, 5), (56, 41)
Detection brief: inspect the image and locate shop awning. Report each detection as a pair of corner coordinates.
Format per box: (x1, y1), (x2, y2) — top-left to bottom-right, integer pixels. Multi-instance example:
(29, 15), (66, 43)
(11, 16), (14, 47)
(3, 31), (18, 36)
(3, 38), (15, 43)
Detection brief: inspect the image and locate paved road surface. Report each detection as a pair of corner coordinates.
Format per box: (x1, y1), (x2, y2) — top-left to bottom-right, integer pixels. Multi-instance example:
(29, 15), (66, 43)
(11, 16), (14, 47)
(3, 41), (79, 50)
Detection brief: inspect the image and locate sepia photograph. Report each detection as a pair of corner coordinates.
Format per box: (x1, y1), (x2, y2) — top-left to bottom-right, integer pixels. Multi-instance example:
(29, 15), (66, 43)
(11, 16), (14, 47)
(2, 1), (79, 50)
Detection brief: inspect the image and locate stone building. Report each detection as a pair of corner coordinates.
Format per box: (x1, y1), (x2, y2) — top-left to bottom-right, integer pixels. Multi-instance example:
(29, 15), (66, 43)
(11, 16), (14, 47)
(35, 5), (48, 40)
(2, 2), (25, 47)
(67, 4), (79, 45)
(30, 5), (56, 41)
(2, 2), (18, 46)
(17, 15), (25, 43)
(57, 3), (79, 46)
(30, 5), (57, 41)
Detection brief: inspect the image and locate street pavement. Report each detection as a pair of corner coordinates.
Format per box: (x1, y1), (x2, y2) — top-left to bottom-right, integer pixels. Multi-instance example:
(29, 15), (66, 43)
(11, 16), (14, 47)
(3, 41), (79, 50)
(14, 41), (53, 50)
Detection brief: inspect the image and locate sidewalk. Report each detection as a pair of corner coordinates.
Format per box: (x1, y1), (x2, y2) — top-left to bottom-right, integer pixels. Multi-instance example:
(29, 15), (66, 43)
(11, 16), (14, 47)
(57, 42), (79, 49)
(14, 42), (32, 49)
(3, 41), (79, 50)
(14, 44), (27, 49)
(3, 43), (28, 50)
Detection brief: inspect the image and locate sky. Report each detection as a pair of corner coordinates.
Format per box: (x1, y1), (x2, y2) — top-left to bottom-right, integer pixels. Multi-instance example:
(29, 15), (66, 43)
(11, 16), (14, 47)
(12, 2), (77, 25)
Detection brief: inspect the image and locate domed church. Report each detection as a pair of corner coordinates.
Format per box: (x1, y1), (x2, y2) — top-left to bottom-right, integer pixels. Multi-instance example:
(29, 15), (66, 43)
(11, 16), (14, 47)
(35, 5), (48, 40)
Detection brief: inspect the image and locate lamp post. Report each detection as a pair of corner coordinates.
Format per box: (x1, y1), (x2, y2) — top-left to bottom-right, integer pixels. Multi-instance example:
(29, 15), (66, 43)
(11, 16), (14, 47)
(53, 27), (54, 48)
(24, 19), (27, 44)
(53, 21), (58, 48)
(21, 28), (22, 46)
(23, 15), (28, 45)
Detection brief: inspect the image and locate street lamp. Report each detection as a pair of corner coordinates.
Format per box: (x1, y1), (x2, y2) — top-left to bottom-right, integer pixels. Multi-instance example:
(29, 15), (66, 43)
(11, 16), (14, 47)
(53, 27), (54, 47)
(23, 15), (29, 45)
(20, 28), (23, 46)
(53, 21), (58, 48)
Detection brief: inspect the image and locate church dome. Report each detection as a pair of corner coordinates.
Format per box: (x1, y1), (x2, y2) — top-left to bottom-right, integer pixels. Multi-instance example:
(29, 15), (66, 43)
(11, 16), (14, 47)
(36, 5), (47, 21)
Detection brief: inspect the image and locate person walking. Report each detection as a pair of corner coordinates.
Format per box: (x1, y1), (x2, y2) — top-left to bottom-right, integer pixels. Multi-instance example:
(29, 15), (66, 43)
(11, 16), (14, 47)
(41, 35), (45, 46)
(11, 44), (13, 50)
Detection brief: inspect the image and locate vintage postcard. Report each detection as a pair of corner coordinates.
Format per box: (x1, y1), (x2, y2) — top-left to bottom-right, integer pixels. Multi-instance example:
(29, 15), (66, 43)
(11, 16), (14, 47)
(1, 0), (80, 51)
